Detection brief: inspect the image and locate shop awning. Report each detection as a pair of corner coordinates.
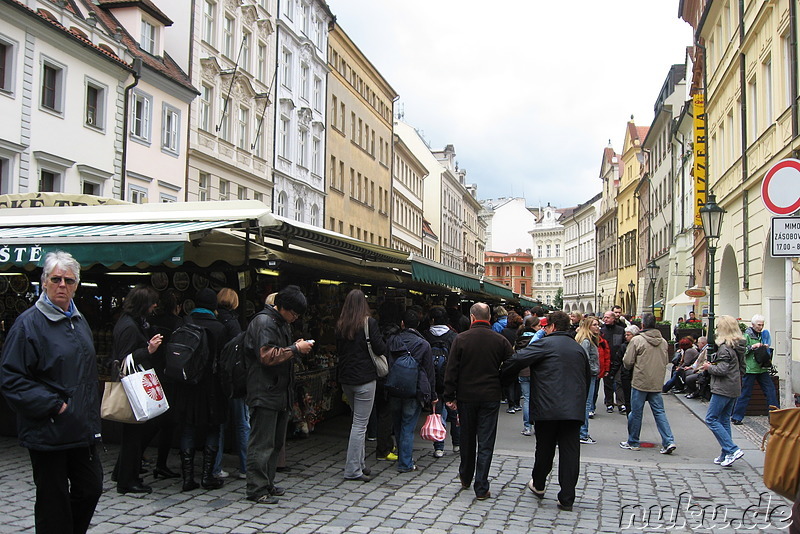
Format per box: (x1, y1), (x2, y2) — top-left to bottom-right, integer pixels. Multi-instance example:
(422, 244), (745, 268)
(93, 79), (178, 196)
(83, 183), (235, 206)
(666, 293), (697, 307)
(481, 278), (514, 300)
(409, 258), (481, 292)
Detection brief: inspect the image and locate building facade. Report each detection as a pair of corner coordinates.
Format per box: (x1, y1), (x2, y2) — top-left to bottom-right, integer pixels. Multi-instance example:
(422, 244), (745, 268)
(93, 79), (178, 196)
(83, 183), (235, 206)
(563, 193), (601, 314)
(391, 131), (426, 255)
(479, 197), (539, 254)
(529, 204), (565, 307)
(462, 183), (486, 275)
(485, 250), (534, 297)
(326, 22), (396, 245)
(595, 143), (620, 314)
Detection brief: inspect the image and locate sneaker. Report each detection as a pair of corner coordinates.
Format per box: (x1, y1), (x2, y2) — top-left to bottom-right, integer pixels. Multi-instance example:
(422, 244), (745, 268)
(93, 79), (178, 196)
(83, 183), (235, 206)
(506, 408), (516, 414)
(619, 405), (627, 415)
(588, 411), (595, 419)
(433, 449), (444, 458)
(580, 436), (597, 445)
(731, 419), (743, 425)
(378, 452), (399, 461)
(713, 455), (725, 465)
(215, 470), (230, 479)
(521, 428), (532, 436)
(660, 443), (677, 455)
(721, 449), (744, 467)
(619, 441), (640, 451)
(236, 470), (247, 480)
(452, 445), (460, 453)
(606, 406), (614, 413)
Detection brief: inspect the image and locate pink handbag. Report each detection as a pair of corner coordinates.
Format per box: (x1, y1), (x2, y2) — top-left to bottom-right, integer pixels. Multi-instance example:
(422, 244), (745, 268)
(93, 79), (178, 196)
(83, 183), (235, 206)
(420, 413), (447, 441)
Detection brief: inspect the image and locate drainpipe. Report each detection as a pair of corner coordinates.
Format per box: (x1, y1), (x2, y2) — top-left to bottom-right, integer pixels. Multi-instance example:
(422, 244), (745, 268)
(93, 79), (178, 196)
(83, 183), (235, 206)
(120, 57), (142, 201)
(738, 0), (750, 289)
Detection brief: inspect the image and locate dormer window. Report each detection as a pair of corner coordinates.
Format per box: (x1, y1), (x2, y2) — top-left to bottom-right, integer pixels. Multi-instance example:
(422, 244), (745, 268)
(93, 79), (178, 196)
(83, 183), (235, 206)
(141, 19), (157, 54)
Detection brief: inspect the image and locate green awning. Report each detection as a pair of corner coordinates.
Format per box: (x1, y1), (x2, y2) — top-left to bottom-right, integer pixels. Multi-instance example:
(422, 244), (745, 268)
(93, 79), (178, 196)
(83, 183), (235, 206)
(482, 279), (515, 299)
(38, 242), (184, 268)
(410, 259), (481, 292)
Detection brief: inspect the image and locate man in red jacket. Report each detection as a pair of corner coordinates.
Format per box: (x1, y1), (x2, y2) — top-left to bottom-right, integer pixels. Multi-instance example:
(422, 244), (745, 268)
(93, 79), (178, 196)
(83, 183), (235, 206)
(443, 303), (513, 500)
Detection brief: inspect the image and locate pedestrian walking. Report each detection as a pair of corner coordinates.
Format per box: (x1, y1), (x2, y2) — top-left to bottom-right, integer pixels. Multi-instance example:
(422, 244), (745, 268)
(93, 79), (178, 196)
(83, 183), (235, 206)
(730, 314), (779, 424)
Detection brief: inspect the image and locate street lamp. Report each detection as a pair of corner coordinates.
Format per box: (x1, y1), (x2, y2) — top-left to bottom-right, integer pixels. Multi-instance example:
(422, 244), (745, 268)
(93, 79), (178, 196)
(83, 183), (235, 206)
(699, 193), (725, 349)
(628, 280), (635, 315)
(619, 289), (625, 309)
(647, 260), (659, 318)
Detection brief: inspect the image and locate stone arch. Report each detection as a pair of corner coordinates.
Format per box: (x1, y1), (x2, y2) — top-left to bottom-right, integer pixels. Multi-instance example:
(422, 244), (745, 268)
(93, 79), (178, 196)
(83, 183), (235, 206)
(717, 244), (740, 319)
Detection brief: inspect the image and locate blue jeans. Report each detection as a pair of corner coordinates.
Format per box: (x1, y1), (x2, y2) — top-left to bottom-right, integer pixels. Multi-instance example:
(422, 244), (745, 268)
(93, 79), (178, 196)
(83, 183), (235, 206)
(391, 397), (421, 471)
(342, 381), (376, 478)
(731, 373), (779, 421)
(580, 377), (597, 439)
(433, 399), (461, 451)
(626, 388), (675, 448)
(214, 398), (251, 474)
(705, 394), (739, 457)
(519, 376), (531, 431)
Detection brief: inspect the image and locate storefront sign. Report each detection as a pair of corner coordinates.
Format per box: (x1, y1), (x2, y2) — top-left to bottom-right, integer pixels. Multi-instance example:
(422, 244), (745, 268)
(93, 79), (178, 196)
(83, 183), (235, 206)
(0, 193), (127, 209)
(771, 216), (800, 257)
(0, 246), (43, 266)
(693, 93), (707, 226)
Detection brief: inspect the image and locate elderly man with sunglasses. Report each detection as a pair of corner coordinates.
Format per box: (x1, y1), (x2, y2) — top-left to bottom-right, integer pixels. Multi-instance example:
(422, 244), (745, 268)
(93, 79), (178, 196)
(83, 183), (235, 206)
(0, 251), (103, 534)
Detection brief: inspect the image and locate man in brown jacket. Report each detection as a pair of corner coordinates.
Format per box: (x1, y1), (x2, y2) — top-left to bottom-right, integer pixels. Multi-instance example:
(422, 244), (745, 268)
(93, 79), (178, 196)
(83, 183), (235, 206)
(443, 302), (513, 500)
(620, 313), (676, 454)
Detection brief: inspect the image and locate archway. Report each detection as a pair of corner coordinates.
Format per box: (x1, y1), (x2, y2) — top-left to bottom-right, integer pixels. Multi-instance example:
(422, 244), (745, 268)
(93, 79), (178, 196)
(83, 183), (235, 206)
(763, 237), (787, 365)
(717, 245), (740, 319)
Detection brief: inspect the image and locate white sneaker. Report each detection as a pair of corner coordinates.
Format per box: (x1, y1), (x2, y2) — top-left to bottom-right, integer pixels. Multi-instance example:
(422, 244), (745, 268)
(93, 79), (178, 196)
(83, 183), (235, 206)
(580, 436), (597, 444)
(713, 455), (725, 465)
(660, 443), (677, 455)
(619, 441), (640, 451)
(214, 469), (230, 479)
(433, 449), (444, 458)
(720, 449), (744, 467)
(236, 470), (247, 479)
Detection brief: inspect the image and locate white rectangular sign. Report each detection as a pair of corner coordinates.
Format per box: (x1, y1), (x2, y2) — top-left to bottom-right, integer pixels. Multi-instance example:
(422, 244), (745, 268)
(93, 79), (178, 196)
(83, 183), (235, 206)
(771, 217), (800, 257)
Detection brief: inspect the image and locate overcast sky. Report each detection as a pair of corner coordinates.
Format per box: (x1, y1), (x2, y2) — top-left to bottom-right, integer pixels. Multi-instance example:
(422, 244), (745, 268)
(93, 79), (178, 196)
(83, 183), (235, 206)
(328, 1), (693, 209)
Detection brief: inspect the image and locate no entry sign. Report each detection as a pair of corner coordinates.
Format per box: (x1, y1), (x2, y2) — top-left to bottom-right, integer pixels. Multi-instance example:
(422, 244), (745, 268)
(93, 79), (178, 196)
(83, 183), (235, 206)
(762, 159), (800, 215)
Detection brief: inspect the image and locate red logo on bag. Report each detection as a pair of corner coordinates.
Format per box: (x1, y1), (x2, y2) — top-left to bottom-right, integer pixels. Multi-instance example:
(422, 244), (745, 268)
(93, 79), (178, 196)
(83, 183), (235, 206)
(142, 373), (164, 401)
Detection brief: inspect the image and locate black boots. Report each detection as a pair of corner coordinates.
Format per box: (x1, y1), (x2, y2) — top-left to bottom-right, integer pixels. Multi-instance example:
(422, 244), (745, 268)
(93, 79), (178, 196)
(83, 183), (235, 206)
(180, 449), (199, 492)
(200, 447), (224, 490)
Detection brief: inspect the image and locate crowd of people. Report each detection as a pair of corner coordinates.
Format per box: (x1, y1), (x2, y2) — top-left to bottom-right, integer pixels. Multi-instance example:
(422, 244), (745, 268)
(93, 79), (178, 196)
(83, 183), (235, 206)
(0, 250), (787, 532)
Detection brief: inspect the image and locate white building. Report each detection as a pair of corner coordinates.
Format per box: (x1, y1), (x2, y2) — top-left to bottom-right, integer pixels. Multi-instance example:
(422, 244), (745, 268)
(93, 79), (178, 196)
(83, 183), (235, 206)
(479, 197), (538, 254)
(391, 131), (427, 255)
(163, 0), (278, 204)
(562, 194), (601, 314)
(529, 204), (565, 307)
(272, 0), (333, 225)
(0, 0), (133, 197)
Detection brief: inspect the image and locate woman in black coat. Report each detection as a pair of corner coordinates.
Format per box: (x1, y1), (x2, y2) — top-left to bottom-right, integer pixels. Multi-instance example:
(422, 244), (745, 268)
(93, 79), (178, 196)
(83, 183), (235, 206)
(172, 288), (228, 491)
(110, 285), (163, 494)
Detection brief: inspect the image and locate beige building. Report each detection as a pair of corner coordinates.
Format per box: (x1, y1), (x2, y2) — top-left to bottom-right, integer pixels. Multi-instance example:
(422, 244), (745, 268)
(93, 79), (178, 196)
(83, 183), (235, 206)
(326, 23), (396, 245)
(596, 143), (620, 313)
(391, 132), (427, 255)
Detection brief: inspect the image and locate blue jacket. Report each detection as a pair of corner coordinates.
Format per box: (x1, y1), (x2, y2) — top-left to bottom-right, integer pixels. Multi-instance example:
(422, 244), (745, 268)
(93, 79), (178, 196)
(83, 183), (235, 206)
(0, 293), (100, 451)
(492, 316), (508, 333)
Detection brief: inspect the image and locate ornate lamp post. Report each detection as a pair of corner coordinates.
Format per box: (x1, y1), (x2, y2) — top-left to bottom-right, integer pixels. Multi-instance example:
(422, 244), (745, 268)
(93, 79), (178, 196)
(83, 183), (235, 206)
(628, 280), (635, 315)
(699, 193), (725, 349)
(647, 260), (659, 319)
(619, 289), (625, 310)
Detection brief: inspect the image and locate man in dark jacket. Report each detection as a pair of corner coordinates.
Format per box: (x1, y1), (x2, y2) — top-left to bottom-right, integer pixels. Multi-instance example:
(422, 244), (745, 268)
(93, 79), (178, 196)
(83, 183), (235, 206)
(244, 285), (313, 504)
(601, 310), (627, 414)
(501, 311), (590, 512)
(444, 303), (513, 500)
(423, 306), (459, 458)
(387, 308), (436, 473)
(446, 294), (470, 333)
(0, 251), (102, 534)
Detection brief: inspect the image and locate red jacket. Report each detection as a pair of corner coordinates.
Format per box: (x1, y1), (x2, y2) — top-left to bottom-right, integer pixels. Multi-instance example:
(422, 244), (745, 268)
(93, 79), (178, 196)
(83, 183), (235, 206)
(598, 337), (611, 378)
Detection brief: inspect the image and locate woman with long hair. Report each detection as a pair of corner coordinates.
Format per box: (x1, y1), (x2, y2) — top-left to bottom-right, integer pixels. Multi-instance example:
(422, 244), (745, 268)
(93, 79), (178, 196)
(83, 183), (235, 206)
(700, 315), (747, 467)
(110, 284), (163, 494)
(335, 289), (387, 481)
(575, 316), (601, 445)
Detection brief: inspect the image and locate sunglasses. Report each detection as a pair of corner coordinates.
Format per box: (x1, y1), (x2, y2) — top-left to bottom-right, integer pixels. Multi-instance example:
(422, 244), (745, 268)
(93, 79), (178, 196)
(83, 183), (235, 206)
(49, 276), (77, 286)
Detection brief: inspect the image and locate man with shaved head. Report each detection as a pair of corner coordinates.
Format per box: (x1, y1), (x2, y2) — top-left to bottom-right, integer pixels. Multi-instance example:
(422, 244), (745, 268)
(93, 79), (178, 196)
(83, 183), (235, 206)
(444, 302), (513, 500)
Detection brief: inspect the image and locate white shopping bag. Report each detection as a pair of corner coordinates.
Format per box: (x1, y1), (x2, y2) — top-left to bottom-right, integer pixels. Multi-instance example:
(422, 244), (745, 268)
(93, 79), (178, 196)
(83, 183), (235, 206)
(119, 354), (170, 422)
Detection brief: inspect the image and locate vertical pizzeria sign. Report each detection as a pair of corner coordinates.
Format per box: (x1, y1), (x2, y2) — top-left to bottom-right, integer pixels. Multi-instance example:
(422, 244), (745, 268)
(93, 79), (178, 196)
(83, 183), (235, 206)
(693, 93), (707, 226)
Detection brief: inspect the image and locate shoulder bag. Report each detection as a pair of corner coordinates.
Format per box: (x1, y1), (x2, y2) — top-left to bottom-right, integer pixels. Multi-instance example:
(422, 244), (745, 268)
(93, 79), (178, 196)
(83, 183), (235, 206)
(762, 407), (800, 500)
(364, 317), (389, 377)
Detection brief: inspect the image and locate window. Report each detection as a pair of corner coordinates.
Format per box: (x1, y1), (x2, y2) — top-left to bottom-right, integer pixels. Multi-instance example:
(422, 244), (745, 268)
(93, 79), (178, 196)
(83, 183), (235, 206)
(252, 119), (263, 157)
(0, 156), (10, 194)
(295, 197), (304, 221)
(312, 136), (320, 174)
(82, 180), (99, 196)
(237, 185), (246, 200)
(41, 60), (64, 112)
(223, 14), (234, 58)
(520, 282), (526, 295)
(331, 95), (338, 128)
(237, 106), (249, 150)
(315, 18), (323, 49)
(254, 191), (262, 202)
(783, 32), (792, 110)
(748, 77), (758, 140)
(219, 179), (229, 200)
(313, 76), (322, 110)
(537, 269), (542, 282)
(128, 185), (148, 203)
(764, 58), (773, 125)
(301, 3), (310, 35)
(130, 91), (152, 141)
(555, 244), (560, 256)
(160, 193), (177, 203)
(85, 81), (105, 128)
(276, 191), (287, 216)
(241, 30), (251, 72)
(218, 96), (230, 141)
(141, 19), (156, 55)
(546, 244), (552, 257)
(278, 115), (289, 158)
(39, 169), (60, 192)
(284, 0), (294, 19)
(199, 85), (213, 131)
(298, 128), (307, 167)
(0, 38), (15, 93)
(257, 41), (267, 81)
(340, 102), (345, 131)
(310, 204), (319, 226)
(282, 49), (292, 89)
(300, 63), (309, 100)
(162, 105), (179, 153)
(537, 245), (542, 257)
(202, 0), (216, 45)
(198, 172), (209, 201)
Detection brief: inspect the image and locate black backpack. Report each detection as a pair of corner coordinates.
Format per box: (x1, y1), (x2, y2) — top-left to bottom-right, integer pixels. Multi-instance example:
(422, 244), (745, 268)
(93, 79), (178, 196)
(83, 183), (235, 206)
(752, 344), (772, 368)
(163, 320), (209, 384)
(430, 340), (449, 391)
(219, 331), (248, 399)
(385, 349), (419, 398)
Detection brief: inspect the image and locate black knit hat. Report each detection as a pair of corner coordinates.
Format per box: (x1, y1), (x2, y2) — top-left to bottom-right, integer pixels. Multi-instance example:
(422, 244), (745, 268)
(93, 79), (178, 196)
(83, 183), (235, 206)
(194, 288), (217, 311)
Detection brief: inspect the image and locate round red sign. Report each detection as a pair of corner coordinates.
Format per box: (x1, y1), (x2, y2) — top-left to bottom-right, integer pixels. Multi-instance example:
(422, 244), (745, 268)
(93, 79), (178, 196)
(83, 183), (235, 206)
(142, 373), (164, 401)
(762, 159), (800, 215)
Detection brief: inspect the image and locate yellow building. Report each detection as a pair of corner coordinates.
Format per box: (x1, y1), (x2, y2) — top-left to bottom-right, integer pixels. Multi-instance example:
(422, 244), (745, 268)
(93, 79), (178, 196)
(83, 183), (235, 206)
(616, 119), (648, 315)
(326, 23), (397, 245)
